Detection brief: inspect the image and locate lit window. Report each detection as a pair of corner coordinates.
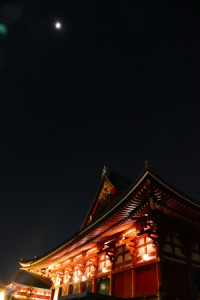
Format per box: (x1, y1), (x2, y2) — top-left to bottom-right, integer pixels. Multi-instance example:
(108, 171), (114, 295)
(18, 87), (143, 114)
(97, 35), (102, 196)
(97, 277), (110, 295)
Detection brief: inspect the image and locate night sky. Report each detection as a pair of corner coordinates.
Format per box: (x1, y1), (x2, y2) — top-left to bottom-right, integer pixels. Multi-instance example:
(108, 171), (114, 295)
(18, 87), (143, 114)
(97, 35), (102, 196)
(1, 0), (200, 283)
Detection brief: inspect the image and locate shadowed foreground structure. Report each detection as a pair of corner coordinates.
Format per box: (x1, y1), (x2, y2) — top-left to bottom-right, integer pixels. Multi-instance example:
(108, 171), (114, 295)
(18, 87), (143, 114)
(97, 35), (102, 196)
(6, 270), (51, 300)
(20, 166), (200, 299)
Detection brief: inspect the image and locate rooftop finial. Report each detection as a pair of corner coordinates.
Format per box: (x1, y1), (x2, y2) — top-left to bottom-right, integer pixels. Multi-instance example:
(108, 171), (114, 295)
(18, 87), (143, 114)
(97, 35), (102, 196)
(145, 160), (149, 169)
(102, 165), (108, 177)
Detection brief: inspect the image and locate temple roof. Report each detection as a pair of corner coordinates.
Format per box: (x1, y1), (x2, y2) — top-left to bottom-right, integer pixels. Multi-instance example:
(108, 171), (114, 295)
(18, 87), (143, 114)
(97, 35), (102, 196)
(11, 270), (51, 288)
(20, 165), (200, 271)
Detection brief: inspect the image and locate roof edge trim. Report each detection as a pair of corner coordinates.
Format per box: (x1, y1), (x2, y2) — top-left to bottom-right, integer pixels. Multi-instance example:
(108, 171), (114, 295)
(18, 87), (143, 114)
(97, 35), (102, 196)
(149, 171), (200, 208)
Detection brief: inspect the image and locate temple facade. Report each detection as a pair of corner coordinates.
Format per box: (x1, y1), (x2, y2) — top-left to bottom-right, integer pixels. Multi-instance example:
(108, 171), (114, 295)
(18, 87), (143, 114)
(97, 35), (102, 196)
(20, 166), (200, 300)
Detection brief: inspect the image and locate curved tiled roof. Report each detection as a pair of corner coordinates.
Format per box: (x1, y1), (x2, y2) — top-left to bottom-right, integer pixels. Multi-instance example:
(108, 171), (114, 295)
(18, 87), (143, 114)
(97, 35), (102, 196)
(20, 166), (200, 270)
(13, 270), (51, 288)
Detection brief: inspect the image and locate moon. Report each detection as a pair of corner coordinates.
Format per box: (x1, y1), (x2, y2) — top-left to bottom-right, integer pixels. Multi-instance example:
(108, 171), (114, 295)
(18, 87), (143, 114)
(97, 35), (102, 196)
(55, 22), (62, 30)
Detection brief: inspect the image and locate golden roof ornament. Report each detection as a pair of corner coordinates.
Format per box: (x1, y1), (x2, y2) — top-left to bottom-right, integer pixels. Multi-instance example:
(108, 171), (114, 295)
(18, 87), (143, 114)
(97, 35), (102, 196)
(145, 160), (149, 169)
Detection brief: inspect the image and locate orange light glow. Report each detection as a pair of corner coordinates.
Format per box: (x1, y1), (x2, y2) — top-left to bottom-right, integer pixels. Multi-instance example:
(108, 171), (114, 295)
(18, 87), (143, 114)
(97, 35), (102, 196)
(123, 228), (137, 237)
(0, 292), (4, 300)
(88, 248), (97, 253)
(104, 239), (114, 245)
(64, 260), (70, 264)
(143, 254), (149, 261)
(102, 267), (107, 273)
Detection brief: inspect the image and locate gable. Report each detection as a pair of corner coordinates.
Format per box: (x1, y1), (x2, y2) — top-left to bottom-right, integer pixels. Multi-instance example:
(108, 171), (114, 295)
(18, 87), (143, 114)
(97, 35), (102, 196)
(82, 176), (119, 228)
(81, 168), (132, 228)
(88, 177), (118, 223)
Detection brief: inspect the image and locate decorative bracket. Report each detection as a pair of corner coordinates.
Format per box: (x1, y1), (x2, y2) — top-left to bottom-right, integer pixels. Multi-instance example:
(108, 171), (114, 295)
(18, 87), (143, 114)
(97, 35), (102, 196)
(98, 243), (115, 263)
(105, 249), (115, 263)
(125, 238), (138, 256)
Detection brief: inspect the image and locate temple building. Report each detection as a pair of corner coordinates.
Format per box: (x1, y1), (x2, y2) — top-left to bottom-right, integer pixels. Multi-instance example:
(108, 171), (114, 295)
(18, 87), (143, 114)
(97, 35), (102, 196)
(20, 165), (200, 300)
(6, 270), (51, 300)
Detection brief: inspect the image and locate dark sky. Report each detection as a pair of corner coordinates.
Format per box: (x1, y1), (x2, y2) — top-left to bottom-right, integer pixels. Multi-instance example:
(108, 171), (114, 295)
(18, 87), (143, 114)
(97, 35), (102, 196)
(1, 0), (200, 283)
